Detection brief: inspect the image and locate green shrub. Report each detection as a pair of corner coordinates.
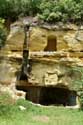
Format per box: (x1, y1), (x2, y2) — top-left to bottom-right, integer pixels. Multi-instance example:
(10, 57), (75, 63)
(47, 12), (62, 22)
(0, 0), (83, 24)
(38, 0), (83, 23)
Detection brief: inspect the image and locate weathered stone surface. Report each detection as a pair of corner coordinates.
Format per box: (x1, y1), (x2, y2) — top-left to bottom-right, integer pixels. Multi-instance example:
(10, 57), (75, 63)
(30, 27), (47, 51)
(26, 60), (70, 87)
(75, 30), (83, 42)
(4, 22), (83, 53)
(0, 79), (26, 100)
(1, 21), (83, 95)
(6, 30), (24, 51)
(0, 60), (16, 84)
(44, 71), (58, 85)
(64, 33), (83, 51)
(29, 27), (83, 52)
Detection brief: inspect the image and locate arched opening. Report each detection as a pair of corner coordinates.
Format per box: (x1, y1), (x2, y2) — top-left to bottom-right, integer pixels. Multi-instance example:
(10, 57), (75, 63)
(44, 35), (57, 51)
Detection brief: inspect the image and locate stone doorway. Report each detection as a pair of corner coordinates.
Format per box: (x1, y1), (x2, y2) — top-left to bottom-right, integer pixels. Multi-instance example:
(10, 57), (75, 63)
(44, 35), (57, 51)
(26, 87), (77, 106)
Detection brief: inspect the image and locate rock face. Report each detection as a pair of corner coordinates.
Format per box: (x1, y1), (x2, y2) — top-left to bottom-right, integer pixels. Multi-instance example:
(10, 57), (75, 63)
(29, 26), (83, 52)
(0, 22), (24, 100)
(1, 22), (83, 104)
(24, 25), (83, 89)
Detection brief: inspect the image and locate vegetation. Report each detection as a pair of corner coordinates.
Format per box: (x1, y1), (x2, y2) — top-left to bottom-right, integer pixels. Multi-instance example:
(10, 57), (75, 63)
(0, 93), (83, 125)
(0, 0), (41, 23)
(38, 0), (83, 23)
(0, 0), (83, 24)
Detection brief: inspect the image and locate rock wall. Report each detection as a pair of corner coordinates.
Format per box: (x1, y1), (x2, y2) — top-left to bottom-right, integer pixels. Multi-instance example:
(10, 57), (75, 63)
(27, 25), (83, 90)
(29, 25), (83, 52)
(1, 22), (83, 94)
(0, 22), (25, 100)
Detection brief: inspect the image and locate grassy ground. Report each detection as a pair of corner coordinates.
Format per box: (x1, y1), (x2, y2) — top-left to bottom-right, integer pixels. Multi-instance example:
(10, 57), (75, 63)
(0, 93), (83, 125)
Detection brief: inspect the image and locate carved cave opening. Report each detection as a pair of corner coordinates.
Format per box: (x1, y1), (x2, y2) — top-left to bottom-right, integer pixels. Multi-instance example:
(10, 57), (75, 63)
(26, 87), (77, 106)
(44, 35), (57, 51)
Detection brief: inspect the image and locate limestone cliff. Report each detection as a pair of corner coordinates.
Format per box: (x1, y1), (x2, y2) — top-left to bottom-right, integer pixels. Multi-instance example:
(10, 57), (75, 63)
(0, 22), (83, 101)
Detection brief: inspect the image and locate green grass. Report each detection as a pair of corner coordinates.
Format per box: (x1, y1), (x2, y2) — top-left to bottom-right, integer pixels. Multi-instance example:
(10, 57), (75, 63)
(0, 94), (83, 125)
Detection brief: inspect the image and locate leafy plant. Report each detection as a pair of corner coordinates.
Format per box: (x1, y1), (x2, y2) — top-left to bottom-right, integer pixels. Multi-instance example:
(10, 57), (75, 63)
(0, 0), (83, 24)
(38, 0), (83, 23)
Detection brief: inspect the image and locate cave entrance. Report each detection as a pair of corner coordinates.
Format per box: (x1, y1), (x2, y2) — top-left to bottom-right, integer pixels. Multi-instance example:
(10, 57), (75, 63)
(26, 87), (77, 106)
(44, 35), (57, 51)
(39, 87), (77, 106)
